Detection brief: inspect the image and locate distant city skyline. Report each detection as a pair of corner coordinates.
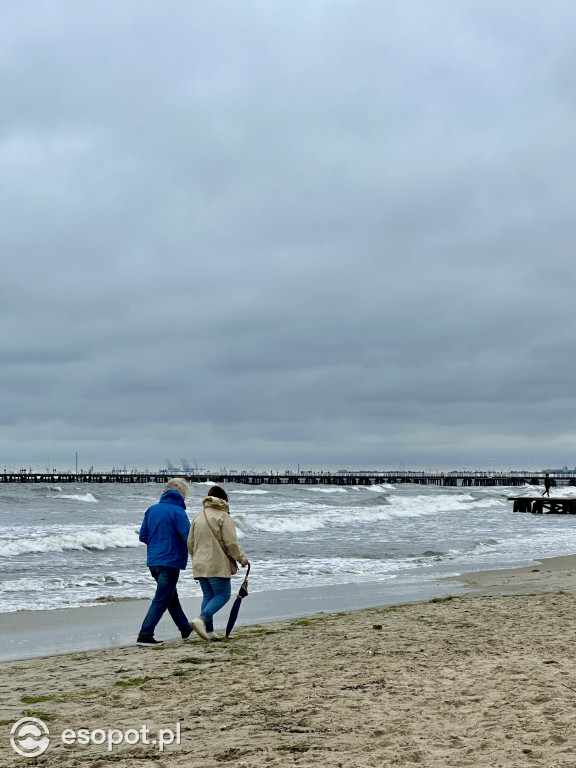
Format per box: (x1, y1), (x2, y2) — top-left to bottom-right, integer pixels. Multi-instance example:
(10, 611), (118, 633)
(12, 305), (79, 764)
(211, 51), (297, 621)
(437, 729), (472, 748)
(2, 459), (574, 475)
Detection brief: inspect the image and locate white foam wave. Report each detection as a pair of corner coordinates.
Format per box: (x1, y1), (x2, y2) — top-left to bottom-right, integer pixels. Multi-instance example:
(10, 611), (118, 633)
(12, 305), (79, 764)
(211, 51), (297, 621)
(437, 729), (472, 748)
(235, 514), (325, 534)
(233, 493), (487, 534)
(306, 487), (349, 493)
(232, 489), (269, 495)
(290, 556), (402, 577)
(0, 526), (140, 557)
(59, 492), (98, 502)
(388, 494), (477, 514)
(466, 497), (508, 509)
(0, 572), (149, 593)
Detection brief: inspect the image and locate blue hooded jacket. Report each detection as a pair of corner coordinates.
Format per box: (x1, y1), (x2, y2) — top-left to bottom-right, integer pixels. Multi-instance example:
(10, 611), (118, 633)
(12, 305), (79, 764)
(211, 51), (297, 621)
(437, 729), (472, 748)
(139, 490), (190, 569)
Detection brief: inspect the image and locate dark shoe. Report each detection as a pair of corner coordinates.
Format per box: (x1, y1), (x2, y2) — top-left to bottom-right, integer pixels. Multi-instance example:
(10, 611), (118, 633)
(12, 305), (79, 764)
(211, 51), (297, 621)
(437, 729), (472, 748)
(181, 624), (193, 640)
(137, 635), (164, 647)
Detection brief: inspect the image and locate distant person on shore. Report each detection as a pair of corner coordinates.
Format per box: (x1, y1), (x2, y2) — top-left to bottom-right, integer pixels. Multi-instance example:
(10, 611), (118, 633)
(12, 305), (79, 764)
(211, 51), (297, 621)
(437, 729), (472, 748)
(542, 474), (552, 497)
(187, 486), (249, 640)
(137, 478), (192, 647)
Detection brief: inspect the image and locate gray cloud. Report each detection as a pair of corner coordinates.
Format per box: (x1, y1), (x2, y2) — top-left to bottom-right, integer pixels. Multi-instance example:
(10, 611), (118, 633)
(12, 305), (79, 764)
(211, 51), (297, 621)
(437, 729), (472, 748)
(1, 0), (574, 470)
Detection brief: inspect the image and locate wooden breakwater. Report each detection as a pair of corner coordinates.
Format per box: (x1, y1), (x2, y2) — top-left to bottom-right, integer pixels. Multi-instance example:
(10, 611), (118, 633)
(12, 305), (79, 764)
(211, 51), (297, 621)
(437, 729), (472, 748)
(1, 472), (575, 487)
(509, 496), (576, 514)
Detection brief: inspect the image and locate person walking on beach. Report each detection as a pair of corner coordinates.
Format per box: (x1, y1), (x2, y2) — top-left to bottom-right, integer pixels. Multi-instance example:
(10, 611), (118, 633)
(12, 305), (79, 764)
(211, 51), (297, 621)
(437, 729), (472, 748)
(187, 486), (249, 640)
(542, 474), (552, 497)
(137, 478), (192, 647)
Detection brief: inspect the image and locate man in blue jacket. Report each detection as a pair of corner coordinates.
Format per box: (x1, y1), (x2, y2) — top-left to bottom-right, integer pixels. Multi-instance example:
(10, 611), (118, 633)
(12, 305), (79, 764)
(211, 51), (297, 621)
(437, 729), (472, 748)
(137, 478), (192, 646)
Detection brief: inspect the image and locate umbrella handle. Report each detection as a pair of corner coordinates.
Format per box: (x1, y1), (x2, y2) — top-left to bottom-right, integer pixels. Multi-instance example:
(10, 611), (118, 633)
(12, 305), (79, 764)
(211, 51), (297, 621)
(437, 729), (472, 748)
(241, 562), (250, 589)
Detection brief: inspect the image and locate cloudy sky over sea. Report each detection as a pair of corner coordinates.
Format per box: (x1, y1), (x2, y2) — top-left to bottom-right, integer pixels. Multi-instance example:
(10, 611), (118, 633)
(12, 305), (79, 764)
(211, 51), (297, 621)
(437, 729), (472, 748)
(1, 1), (574, 471)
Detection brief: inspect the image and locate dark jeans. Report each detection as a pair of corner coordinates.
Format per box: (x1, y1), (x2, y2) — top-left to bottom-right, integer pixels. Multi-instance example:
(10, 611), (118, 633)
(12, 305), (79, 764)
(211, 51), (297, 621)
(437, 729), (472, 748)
(140, 565), (189, 637)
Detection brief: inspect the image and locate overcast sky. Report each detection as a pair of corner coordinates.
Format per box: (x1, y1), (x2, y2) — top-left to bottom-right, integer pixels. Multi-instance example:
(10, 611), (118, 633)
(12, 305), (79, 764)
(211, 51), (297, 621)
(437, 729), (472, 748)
(1, 0), (574, 472)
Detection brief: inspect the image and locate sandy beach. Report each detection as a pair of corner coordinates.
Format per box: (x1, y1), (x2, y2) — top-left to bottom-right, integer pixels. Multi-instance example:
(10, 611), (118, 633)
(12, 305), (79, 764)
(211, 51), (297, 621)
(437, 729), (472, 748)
(1, 555), (574, 767)
(0, 574), (467, 663)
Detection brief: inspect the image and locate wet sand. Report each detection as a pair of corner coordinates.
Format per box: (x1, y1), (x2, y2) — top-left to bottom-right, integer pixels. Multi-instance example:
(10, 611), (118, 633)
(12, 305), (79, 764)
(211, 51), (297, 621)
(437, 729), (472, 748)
(2, 554), (574, 664)
(0, 575), (465, 663)
(447, 553), (576, 595)
(0, 555), (574, 767)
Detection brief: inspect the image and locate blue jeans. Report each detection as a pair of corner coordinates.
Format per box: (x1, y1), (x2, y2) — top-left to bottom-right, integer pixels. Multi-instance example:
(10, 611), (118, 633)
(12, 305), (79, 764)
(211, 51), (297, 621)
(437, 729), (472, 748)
(140, 566), (190, 637)
(198, 577), (231, 632)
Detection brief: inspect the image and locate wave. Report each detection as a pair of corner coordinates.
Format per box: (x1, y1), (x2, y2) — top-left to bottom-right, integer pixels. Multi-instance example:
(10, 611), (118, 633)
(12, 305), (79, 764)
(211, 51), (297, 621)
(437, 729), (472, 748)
(235, 514), (325, 534)
(389, 494), (476, 513)
(231, 489), (269, 495)
(0, 526), (140, 557)
(232, 492), (496, 535)
(354, 493), (391, 506)
(305, 487), (349, 494)
(464, 497), (508, 509)
(406, 539), (501, 563)
(414, 550), (449, 557)
(0, 572), (149, 594)
(289, 556), (402, 577)
(0, 572), (155, 612)
(58, 492), (98, 502)
(343, 493), (482, 520)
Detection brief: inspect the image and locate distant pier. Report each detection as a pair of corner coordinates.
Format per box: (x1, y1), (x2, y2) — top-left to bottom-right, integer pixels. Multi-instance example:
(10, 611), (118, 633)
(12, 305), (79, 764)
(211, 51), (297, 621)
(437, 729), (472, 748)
(1, 471), (575, 487)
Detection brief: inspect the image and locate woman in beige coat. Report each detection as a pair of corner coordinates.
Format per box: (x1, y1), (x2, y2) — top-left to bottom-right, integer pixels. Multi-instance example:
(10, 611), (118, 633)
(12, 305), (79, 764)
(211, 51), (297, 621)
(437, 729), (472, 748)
(187, 486), (249, 640)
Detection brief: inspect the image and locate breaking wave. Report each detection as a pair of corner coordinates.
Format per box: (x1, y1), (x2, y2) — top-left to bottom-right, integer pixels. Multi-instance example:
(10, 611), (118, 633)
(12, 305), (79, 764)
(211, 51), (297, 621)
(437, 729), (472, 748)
(231, 489), (269, 495)
(0, 526), (140, 557)
(305, 487), (349, 493)
(235, 514), (325, 534)
(0, 572), (149, 593)
(234, 493), (479, 534)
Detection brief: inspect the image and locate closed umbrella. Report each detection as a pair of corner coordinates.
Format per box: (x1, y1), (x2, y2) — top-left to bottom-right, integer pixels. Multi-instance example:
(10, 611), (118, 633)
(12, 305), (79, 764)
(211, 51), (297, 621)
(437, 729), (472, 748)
(225, 564), (251, 638)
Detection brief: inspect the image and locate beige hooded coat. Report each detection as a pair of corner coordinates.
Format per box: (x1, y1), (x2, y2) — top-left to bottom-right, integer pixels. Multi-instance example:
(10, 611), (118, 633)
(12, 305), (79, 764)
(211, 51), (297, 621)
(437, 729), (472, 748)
(187, 496), (246, 578)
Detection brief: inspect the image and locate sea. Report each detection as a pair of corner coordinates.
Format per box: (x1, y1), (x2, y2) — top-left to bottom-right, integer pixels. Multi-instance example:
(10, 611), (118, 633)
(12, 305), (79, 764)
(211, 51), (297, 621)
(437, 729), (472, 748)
(1, 481), (575, 616)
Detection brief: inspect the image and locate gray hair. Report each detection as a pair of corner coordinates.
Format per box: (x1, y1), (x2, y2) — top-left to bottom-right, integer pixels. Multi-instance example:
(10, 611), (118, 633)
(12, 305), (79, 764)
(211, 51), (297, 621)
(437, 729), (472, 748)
(164, 478), (190, 499)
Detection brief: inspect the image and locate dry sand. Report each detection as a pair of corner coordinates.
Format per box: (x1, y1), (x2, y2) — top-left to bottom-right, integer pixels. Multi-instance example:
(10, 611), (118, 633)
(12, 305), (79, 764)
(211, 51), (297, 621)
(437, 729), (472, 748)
(1, 557), (574, 768)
